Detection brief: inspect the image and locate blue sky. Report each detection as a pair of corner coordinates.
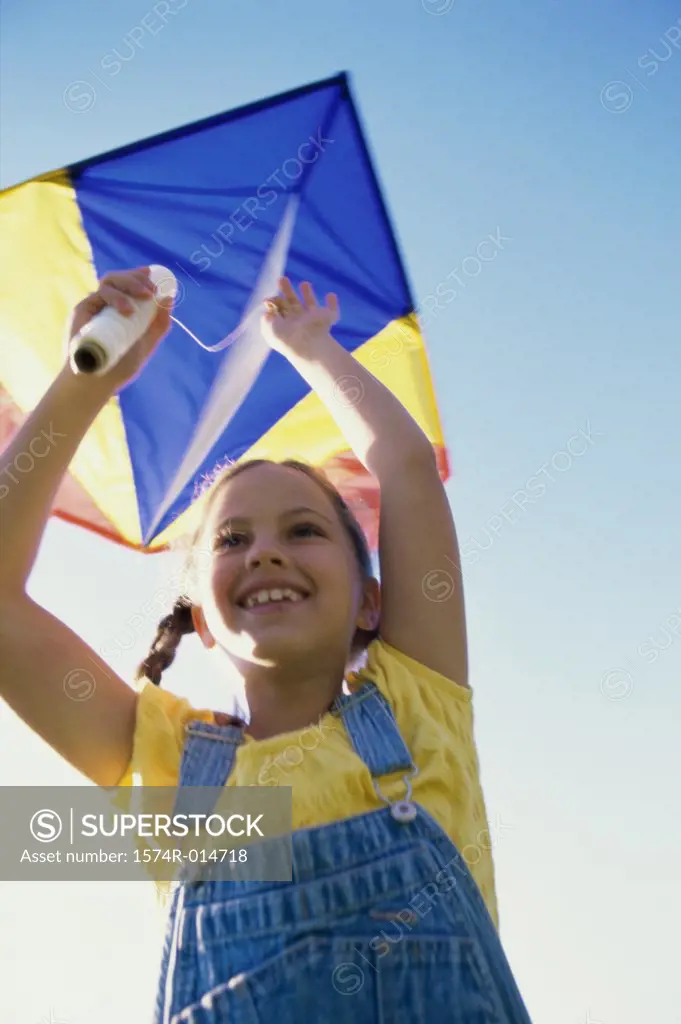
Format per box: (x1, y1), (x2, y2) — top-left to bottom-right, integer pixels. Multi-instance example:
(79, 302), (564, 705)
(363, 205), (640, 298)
(1, 1), (680, 1021)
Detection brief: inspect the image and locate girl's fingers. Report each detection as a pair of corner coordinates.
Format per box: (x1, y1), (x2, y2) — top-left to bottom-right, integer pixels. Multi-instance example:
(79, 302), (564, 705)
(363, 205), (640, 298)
(300, 281), (318, 309)
(101, 269), (156, 300)
(278, 277), (302, 308)
(264, 280), (336, 322)
(97, 282), (136, 317)
(264, 296), (285, 315)
(146, 301), (172, 340)
(155, 292), (175, 311)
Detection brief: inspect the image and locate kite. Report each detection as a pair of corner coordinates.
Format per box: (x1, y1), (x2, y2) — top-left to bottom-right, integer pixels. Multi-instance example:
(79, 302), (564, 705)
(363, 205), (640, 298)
(0, 72), (448, 552)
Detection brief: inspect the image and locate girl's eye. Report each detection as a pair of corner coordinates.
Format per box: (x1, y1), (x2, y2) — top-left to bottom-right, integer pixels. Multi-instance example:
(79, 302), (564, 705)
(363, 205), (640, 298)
(214, 530), (245, 550)
(212, 522), (323, 549)
(291, 522), (324, 538)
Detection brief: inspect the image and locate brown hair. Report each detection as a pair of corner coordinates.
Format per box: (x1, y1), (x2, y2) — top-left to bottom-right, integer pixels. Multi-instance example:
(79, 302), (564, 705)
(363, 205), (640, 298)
(135, 459), (378, 687)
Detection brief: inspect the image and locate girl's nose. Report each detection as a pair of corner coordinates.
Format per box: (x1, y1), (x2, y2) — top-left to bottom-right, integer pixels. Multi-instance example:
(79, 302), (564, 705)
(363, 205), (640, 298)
(245, 547), (288, 569)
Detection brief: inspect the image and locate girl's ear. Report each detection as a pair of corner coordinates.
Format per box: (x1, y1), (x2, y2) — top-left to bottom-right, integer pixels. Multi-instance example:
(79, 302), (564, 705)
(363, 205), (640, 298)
(356, 576), (381, 632)
(191, 605), (217, 649)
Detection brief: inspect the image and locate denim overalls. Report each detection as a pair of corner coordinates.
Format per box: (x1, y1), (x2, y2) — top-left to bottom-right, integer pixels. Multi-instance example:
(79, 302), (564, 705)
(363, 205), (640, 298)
(155, 681), (533, 1023)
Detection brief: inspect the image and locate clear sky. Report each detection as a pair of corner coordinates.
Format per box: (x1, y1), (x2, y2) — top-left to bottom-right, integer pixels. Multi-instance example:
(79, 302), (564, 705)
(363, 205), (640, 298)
(2, 1), (680, 1021)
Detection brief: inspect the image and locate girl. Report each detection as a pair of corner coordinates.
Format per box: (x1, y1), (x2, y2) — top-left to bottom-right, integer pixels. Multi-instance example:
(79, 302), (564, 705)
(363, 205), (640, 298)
(0, 268), (532, 1022)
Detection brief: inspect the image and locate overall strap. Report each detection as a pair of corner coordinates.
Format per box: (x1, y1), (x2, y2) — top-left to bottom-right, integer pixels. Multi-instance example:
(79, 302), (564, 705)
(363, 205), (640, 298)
(171, 717), (246, 818)
(332, 681), (414, 776)
(168, 717), (247, 885)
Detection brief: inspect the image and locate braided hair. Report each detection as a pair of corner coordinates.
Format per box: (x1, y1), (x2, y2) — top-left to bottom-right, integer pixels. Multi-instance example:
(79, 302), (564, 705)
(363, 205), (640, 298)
(135, 596), (195, 686)
(135, 459), (378, 687)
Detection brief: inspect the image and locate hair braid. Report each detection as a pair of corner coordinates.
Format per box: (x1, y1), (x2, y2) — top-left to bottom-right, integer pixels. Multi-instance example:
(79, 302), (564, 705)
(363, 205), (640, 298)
(135, 596), (195, 686)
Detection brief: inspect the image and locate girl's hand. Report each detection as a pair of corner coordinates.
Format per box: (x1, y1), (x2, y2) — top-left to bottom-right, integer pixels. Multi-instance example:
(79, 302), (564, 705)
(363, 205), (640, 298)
(261, 277), (339, 354)
(66, 266), (174, 393)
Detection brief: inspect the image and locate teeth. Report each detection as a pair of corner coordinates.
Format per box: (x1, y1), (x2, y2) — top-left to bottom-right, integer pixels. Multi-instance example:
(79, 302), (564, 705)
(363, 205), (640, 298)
(244, 588), (305, 608)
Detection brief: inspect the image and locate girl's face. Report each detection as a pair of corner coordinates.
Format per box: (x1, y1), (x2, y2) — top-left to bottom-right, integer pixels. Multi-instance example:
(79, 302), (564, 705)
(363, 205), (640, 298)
(193, 464), (378, 669)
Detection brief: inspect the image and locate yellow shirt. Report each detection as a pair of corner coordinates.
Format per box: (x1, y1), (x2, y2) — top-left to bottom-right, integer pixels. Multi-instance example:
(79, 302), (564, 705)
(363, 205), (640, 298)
(118, 637), (498, 927)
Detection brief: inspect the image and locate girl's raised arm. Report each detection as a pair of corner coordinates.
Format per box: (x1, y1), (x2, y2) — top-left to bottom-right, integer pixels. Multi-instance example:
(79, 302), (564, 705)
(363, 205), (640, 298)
(263, 279), (468, 688)
(0, 269), (173, 785)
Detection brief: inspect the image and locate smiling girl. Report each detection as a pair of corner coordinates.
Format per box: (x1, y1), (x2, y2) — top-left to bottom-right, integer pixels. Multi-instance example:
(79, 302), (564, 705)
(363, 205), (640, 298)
(0, 269), (532, 1022)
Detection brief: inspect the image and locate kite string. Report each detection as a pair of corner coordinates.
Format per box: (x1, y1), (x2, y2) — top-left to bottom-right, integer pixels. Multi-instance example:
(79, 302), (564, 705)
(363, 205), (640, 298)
(169, 308), (262, 353)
